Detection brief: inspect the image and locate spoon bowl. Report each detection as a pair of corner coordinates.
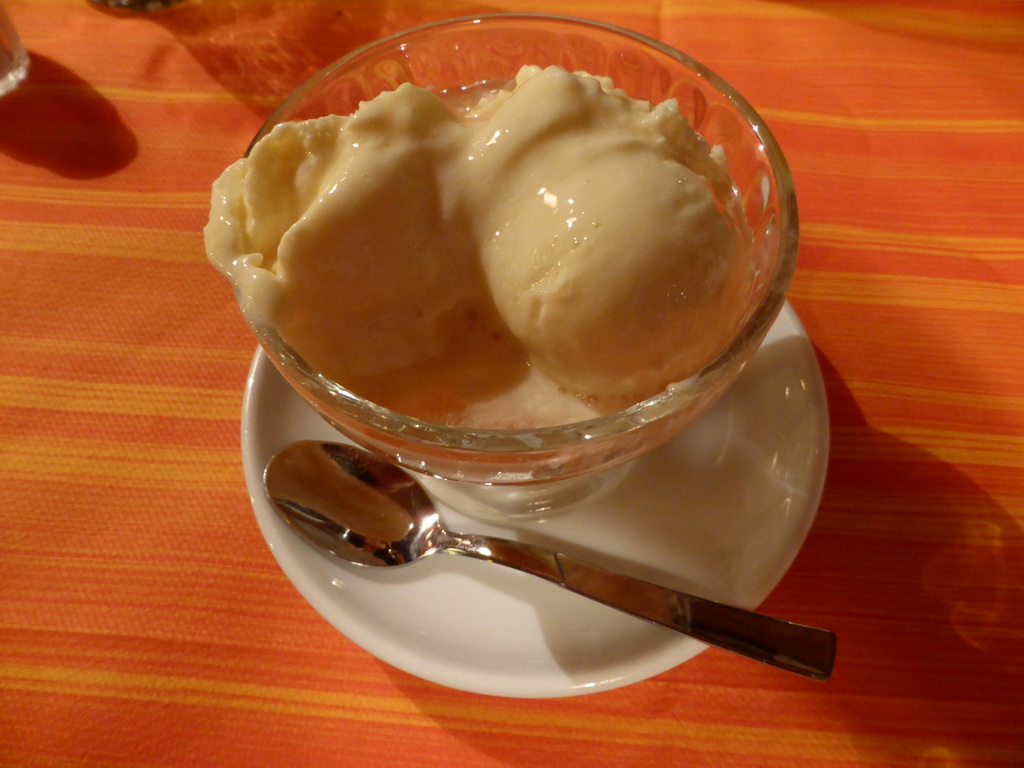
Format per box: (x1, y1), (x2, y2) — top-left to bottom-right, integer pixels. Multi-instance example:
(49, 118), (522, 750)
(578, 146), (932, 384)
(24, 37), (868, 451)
(265, 440), (837, 680)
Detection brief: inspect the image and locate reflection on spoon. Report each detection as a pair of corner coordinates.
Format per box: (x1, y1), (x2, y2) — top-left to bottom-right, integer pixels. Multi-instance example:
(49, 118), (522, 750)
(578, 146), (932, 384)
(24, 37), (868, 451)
(264, 440), (837, 680)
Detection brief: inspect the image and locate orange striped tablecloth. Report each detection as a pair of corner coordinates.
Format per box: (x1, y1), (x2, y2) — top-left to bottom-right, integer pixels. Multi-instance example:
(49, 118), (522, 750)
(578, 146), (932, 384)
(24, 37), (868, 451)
(1, 1), (1022, 765)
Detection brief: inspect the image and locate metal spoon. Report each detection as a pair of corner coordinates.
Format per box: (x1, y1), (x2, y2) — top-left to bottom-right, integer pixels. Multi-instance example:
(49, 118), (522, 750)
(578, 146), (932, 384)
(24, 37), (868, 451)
(264, 440), (837, 680)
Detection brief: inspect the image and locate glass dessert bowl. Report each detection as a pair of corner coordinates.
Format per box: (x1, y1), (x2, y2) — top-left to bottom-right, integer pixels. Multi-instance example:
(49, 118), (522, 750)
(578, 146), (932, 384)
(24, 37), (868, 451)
(234, 14), (798, 519)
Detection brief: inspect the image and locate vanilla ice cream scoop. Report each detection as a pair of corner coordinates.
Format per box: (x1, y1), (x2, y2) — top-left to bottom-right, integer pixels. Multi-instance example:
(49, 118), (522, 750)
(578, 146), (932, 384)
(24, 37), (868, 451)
(461, 67), (752, 401)
(205, 66), (753, 428)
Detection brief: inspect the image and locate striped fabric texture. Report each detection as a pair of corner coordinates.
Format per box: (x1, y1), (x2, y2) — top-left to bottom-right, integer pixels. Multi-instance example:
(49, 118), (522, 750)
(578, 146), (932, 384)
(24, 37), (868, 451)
(1, 0), (1021, 765)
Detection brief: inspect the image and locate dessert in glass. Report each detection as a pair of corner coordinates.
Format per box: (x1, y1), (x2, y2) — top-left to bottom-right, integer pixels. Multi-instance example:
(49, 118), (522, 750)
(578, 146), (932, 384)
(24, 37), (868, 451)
(205, 14), (798, 520)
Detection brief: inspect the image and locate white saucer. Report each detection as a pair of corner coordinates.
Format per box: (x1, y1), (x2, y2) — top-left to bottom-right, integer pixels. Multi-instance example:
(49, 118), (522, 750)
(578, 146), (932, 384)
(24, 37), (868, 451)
(240, 302), (829, 698)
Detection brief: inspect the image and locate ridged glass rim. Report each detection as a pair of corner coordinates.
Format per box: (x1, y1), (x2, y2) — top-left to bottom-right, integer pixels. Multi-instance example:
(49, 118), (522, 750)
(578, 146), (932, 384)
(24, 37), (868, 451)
(248, 12), (799, 452)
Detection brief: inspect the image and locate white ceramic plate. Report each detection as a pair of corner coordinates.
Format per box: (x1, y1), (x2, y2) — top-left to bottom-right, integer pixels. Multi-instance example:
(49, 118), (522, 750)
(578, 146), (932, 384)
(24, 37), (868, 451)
(240, 302), (829, 698)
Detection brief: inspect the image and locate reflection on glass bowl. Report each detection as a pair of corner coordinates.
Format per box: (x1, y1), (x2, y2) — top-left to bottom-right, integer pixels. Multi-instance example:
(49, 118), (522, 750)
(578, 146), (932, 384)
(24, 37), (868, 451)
(240, 14), (798, 520)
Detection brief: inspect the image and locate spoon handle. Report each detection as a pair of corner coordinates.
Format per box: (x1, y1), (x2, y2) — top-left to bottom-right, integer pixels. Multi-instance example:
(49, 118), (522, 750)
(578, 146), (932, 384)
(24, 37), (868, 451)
(444, 533), (836, 680)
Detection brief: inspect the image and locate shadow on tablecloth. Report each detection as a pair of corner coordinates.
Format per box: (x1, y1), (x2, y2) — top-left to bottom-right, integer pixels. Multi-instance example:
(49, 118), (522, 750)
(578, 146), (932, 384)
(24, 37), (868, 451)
(0, 53), (138, 178)
(139, 0), (500, 116)
(796, 347), (1024, 761)
(772, 0), (1024, 55)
